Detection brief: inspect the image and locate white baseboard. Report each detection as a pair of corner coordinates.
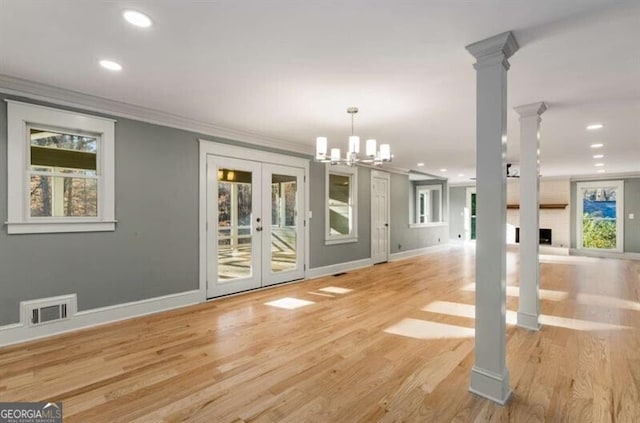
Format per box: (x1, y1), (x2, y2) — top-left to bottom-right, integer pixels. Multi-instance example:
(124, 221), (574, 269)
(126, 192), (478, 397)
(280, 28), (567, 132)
(569, 248), (640, 261)
(0, 290), (203, 347)
(306, 258), (373, 280)
(389, 243), (451, 262)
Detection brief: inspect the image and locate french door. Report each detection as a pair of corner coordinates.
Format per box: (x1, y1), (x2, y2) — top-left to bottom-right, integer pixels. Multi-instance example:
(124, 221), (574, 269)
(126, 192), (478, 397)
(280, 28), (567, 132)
(206, 156), (305, 297)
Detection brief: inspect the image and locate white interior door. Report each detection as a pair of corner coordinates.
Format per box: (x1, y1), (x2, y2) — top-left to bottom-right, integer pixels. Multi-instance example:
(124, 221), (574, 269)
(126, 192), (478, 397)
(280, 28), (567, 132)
(371, 171), (390, 264)
(206, 156), (305, 297)
(207, 156), (262, 297)
(262, 164), (305, 286)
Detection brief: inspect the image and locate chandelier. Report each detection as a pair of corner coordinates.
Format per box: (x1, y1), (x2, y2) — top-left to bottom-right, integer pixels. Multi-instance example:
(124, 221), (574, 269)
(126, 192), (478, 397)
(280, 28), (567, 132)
(315, 107), (391, 166)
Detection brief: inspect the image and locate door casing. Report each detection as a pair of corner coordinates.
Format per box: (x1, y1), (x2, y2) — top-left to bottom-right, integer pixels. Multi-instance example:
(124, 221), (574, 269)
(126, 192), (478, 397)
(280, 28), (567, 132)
(198, 140), (309, 300)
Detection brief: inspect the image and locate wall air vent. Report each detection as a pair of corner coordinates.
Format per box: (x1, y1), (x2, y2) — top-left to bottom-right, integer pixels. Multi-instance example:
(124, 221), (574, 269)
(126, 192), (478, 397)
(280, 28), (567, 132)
(21, 294), (77, 327)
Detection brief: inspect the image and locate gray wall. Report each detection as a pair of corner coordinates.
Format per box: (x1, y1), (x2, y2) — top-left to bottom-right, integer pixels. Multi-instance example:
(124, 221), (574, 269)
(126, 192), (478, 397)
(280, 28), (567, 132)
(570, 177), (640, 253)
(0, 93), (457, 326)
(390, 173), (449, 253)
(449, 186), (468, 240)
(308, 163), (371, 267)
(0, 94), (309, 326)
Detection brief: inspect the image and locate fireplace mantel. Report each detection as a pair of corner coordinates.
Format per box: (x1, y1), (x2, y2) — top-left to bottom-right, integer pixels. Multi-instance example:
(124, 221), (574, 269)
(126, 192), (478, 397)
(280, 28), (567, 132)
(507, 203), (567, 210)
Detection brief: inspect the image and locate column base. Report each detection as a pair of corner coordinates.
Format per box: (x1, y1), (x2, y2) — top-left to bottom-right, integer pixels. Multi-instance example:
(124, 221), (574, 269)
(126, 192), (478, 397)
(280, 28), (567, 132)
(469, 366), (511, 405)
(517, 311), (541, 331)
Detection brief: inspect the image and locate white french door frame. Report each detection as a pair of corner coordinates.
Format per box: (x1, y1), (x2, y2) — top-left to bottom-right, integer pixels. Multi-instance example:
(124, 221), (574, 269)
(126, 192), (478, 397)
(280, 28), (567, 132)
(198, 140), (310, 300)
(261, 163), (305, 286)
(371, 170), (390, 264)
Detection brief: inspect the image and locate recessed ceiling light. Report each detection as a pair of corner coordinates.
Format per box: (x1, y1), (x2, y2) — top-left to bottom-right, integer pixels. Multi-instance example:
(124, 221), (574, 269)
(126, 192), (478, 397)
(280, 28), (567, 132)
(417, 162), (424, 167)
(595, 163), (605, 167)
(458, 173), (464, 177)
(440, 168), (447, 172)
(99, 60), (122, 71)
(123, 10), (152, 28)
(590, 143), (603, 149)
(597, 169), (606, 173)
(593, 154), (604, 159)
(586, 123), (604, 130)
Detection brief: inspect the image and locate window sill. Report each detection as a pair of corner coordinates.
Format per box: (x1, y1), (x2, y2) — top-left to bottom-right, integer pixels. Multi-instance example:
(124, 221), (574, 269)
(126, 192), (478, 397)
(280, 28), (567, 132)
(325, 236), (359, 245)
(6, 220), (117, 234)
(408, 222), (448, 229)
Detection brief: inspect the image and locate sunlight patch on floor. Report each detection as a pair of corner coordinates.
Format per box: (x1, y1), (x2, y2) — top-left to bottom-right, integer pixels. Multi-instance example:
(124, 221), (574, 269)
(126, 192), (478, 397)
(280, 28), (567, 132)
(264, 297), (315, 310)
(384, 318), (474, 340)
(318, 286), (353, 294)
(575, 293), (640, 311)
(422, 300), (630, 331)
(540, 254), (603, 264)
(461, 283), (569, 301)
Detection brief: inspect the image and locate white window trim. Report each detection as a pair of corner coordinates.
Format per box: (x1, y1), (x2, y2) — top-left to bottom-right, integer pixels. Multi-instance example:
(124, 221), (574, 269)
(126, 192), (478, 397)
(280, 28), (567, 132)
(576, 180), (624, 252)
(325, 164), (358, 245)
(6, 100), (116, 234)
(409, 184), (444, 228)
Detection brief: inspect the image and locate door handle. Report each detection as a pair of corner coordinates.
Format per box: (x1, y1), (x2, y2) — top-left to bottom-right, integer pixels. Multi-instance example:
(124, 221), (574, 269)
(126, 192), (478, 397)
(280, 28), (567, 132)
(256, 226), (263, 232)
(385, 223), (389, 227)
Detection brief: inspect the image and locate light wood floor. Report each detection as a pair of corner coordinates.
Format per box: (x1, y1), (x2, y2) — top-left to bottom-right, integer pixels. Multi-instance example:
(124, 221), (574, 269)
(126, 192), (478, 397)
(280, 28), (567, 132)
(2, 244), (640, 422)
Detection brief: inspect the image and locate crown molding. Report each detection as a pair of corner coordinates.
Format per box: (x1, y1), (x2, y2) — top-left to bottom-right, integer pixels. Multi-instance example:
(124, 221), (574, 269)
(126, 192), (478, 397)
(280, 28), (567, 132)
(0, 73), (312, 156)
(570, 171), (640, 182)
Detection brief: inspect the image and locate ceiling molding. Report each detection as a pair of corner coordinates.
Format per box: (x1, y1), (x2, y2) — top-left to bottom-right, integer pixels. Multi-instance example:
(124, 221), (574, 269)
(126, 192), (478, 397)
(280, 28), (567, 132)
(570, 171), (640, 181)
(0, 74), (312, 156)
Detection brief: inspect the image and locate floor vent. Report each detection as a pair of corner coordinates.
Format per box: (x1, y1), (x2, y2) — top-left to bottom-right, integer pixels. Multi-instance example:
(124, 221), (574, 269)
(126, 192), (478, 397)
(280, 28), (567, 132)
(21, 294), (77, 327)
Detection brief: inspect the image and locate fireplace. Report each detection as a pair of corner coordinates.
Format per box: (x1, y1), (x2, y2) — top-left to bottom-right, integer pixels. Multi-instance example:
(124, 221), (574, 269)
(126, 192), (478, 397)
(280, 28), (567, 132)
(515, 228), (552, 245)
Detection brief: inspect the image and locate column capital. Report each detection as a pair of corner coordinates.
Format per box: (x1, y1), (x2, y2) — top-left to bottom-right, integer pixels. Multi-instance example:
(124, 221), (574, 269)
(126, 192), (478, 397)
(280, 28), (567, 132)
(466, 31), (519, 62)
(514, 102), (548, 118)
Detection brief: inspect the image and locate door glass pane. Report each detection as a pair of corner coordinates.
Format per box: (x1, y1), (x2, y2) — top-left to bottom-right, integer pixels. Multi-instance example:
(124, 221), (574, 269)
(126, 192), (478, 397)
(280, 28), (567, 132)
(217, 168), (253, 281)
(271, 174), (297, 273)
(471, 193), (477, 240)
(582, 187), (617, 249)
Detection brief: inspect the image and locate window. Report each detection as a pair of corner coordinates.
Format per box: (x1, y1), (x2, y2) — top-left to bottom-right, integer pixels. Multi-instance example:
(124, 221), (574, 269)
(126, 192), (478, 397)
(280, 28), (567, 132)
(7, 101), (116, 234)
(409, 182), (444, 227)
(576, 180), (624, 252)
(325, 165), (358, 244)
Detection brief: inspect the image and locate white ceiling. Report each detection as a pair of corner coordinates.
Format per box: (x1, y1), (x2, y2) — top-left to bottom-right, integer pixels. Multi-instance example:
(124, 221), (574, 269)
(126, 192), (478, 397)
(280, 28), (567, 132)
(1, 0), (638, 183)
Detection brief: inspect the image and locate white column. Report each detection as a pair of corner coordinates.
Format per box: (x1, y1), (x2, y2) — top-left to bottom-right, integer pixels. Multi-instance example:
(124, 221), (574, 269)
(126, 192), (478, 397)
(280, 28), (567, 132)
(466, 31), (518, 405)
(514, 102), (547, 330)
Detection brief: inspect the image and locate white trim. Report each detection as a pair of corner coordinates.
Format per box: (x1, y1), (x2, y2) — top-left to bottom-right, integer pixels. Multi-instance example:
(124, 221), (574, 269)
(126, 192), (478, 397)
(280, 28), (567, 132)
(6, 221), (116, 234)
(389, 243), (452, 262)
(0, 74), (310, 156)
(6, 100), (115, 234)
(0, 290), (202, 347)
(575, 180), (624, 253)
(198, 140), (310, 298)
(414, 184), (443, 224)
(325, 164), (358, 244)
(305, 258), (372, 280)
